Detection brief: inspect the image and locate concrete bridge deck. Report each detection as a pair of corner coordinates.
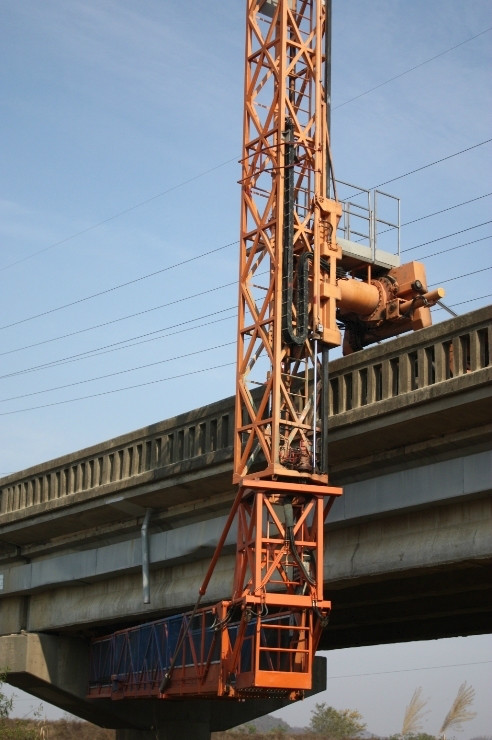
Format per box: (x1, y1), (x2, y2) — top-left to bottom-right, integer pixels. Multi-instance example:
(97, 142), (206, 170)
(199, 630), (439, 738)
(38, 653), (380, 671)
(0, 306), (490, 732)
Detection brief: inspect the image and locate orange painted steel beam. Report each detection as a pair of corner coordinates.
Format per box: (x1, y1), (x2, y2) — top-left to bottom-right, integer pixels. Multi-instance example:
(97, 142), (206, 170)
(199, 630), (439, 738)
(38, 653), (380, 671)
(235, 0), (340, 488)
(228, 0), (341, 697)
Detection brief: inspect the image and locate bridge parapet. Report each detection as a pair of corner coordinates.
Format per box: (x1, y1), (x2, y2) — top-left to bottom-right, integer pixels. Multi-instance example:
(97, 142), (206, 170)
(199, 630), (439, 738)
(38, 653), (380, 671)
(328, 304), (491, 414)
(0, 306), (490, 520)
(0, 398), (234, 517)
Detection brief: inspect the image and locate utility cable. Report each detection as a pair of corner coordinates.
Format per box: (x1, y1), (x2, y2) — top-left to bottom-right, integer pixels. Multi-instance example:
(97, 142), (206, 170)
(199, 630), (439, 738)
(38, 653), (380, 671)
(434, 294), (491, 310)
(1, 229), (488, 376)
(412, 234), (490, 262)
(430, 266), (491, 286)
(325, 659), (492, 681)
(333, 27), (492, 111)
(371, 138), (492, 190)
(5, 193), (488, 356)
(0, 283), (237, 357)
(2, 27), (489, 276)
(401, 220), (492, 253)
(0, 341), (236, 404)
(0, 158), (238, 272)
(3, 262), (488, 387)
(0, 240), (238, 332)
(0, 310), (236, 380)
(400, 192), (491, 228)
(2, 140), (488, 333)
(345, 192), (491, 245)
(0, 362), (236, 417)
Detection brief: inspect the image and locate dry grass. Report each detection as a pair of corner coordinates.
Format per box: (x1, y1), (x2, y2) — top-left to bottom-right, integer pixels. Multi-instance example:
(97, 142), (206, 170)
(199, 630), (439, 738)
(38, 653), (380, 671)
(439, 681), (476, 736)
(0, 718), (115, 739)
(0, 722), (334, 740)
(401, 686), (429, 735)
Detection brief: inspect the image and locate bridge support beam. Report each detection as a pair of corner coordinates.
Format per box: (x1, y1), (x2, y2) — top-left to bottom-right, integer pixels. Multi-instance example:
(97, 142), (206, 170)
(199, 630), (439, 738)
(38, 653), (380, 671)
(115, 720), (210, 740)
(0, 632), (327, 734)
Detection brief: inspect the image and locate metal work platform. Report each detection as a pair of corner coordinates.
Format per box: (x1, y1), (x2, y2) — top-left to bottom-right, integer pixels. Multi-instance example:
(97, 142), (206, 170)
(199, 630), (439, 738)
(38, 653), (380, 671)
(336, 180), (401, 274)
(88, 606), (313, 701)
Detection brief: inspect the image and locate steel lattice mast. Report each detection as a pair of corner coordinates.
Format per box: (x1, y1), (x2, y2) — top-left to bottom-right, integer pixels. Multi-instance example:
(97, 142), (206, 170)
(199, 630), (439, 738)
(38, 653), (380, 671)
(235, 0), (342, 487)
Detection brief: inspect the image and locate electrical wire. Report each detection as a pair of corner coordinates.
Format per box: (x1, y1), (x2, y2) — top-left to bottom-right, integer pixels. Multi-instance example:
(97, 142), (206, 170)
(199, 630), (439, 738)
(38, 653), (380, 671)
(0, 310), (236, 380)
(411, 234), (490, 262)
(0, 361), (236, 417)
(1, 234), (488, 378)
(1, 139), (488, 335)
(0, 240), (238, 332)
(430, 266), (491, 286)
(433, 293), (491, 310)
(0, 158), (239, 272)
(401, 221), (492, 253)
(400, 192), (491, 228)
(2, 26), (488, 277)
(325, 659), (492, 681)
(1, 270), (488, 411)
(2, 263), (488, 402)
(0, 283), (237, 357)
(371, 138), (492, 190)
(4, 193), (488, 358)
(332, 27), (492, 111)
(0, 340), (236, 404)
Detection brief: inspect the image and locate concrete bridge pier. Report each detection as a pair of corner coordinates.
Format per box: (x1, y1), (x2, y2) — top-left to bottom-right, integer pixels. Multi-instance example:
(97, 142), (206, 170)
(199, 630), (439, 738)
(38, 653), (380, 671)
(115, 714), (213, 740)
(1, 631), (327, 737)
(116, 731), (209, 740)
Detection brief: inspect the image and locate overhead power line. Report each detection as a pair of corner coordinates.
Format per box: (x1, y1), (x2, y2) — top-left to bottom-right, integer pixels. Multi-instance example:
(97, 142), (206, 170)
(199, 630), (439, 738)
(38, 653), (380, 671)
(0, 283), (237, 357)
(430, 266), (491, 286)
(1, 220), (488, 368)
(2, 257), (488, 381)
(333, 27), (492, 111)
(0, 310), (236, 380)
(400, 192), (491, 228)
(372, 138), (492, 190)
(325, 659), (492, 681)
(402, 220), (492, 253)
(0, 241), (237, 332)
(416, 234), (491, 261)
(3, 27), (488, 276)
(0, 341), (236, 404)
(434, 293), (491, 310)
(0, 362), (237, 417)
(1, 136), (490, 335)
(0, 157), (238, 272)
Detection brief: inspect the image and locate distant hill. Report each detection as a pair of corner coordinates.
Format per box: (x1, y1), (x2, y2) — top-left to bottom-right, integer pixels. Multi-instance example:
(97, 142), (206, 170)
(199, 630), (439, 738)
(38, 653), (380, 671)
(233, 715), (306, 734)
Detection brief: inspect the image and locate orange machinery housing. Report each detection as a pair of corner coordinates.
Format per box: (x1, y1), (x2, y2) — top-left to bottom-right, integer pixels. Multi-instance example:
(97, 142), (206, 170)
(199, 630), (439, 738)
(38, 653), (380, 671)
(88, 0), (442, 703)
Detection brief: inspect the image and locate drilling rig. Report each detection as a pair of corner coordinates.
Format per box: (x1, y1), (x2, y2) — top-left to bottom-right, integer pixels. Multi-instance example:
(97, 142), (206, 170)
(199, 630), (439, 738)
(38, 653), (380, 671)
(88, 0), (443, 703)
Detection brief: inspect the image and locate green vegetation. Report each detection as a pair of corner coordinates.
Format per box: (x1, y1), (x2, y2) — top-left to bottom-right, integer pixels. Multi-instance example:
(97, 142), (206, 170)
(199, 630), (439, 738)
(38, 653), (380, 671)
(308, 702), (366, 738)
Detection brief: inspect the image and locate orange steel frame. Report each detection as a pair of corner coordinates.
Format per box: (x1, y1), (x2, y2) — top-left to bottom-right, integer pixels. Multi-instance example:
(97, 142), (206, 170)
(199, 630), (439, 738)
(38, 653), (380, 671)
(230, 0), (342, 695)
(88, 0), (444, 703)
(235, 0), (342, 488)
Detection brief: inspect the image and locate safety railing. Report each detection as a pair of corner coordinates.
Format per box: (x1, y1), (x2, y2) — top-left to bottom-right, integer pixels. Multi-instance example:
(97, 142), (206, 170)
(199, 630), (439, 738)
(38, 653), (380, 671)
(0, 399), (233, 515)
(328, 306), (490, 415)
(0, 307), (490, 516)
(336, 179), (401, 259)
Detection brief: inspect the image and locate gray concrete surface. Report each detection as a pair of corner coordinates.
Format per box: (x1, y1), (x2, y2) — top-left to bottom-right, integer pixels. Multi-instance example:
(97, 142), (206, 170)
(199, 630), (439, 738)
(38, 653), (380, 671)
(0, 307), (490, 732)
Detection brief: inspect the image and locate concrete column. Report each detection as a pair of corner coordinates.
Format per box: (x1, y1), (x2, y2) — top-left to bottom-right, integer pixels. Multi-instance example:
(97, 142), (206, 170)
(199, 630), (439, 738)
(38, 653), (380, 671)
(116, 722), (210, 740)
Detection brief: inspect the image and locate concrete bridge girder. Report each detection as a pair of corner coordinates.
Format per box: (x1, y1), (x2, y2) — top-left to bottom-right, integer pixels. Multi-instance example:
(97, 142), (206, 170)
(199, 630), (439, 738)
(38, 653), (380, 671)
(1, 454), (490, 639)
(0, 307), (491, 733)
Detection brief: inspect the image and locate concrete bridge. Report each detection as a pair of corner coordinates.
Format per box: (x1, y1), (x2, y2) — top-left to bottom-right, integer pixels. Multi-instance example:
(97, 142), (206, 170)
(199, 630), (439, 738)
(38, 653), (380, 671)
(0, 306), (490, 738)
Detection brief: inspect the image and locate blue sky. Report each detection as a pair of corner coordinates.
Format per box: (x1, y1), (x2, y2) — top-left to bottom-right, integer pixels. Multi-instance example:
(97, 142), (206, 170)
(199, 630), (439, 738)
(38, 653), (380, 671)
(1, 0), (491, 735)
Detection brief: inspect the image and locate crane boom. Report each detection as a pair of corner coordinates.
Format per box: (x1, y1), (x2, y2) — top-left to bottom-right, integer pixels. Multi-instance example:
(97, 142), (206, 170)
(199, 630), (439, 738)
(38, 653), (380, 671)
(236, 0), (341, 486)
